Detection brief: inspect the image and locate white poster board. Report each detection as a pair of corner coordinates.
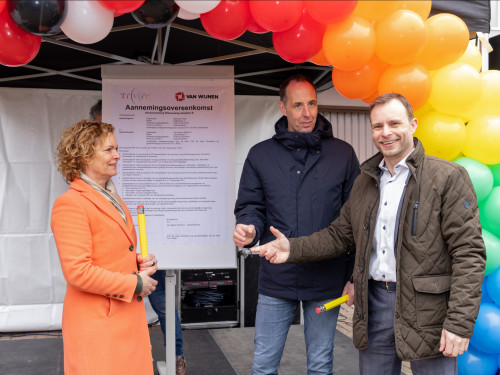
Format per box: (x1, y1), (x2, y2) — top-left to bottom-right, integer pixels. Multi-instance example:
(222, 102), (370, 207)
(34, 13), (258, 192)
(102, 65), (236, 269)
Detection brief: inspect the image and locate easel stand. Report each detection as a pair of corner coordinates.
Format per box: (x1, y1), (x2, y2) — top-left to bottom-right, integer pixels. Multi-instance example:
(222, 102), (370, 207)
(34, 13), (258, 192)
(156, 270), (176, 375)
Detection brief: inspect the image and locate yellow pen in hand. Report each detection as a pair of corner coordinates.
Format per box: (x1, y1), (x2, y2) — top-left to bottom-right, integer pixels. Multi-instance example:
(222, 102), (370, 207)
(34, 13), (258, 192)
(316, 294), (349, 314)
(137, 205), (148, 258)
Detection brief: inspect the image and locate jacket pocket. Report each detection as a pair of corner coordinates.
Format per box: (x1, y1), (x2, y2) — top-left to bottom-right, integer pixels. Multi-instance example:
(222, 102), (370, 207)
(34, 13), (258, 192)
(412, 275), (451, 329)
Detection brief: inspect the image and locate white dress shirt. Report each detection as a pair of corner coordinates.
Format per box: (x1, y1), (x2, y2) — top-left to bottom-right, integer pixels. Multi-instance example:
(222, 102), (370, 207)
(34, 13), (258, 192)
(369, 152), (413, 282)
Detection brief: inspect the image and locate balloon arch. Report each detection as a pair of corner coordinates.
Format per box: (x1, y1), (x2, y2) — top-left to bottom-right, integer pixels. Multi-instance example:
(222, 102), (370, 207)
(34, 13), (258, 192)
(1, 0), (500, 373)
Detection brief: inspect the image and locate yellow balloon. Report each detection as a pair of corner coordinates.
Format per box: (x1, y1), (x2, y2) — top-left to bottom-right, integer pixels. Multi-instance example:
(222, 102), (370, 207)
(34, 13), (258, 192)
(456, 43), (483, 72)
(463, 116), (500, 165)
(414, 111), (466, 160)
(429, 62), (481, 116)
(414, 100), (433, 120)
(462, 70), (500, 120)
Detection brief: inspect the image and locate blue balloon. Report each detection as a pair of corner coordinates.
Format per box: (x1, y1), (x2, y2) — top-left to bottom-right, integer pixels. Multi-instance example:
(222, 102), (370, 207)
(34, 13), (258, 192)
(458, 344), (498, 375)
(481, 277), (493, 304)
(487, 267), (500, 305)
(470, 303), (500, 354)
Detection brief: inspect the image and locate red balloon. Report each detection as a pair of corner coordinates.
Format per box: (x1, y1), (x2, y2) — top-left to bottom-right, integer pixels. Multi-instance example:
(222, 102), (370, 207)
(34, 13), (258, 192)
(249, 0), (304, 32)
(305, 0), (357, 25)
(273, 11), (325, 63)
(0, 7), (41, 67)
(0, 1), (5, 14)
(98, 0), (145, 14)
(247, 14), (268, 34)
(201, 0), (250, 41)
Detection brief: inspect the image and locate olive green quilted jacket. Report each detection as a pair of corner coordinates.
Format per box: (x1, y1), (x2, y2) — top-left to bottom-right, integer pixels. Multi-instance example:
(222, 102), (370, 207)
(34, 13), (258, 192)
(288, 138), (486, 360)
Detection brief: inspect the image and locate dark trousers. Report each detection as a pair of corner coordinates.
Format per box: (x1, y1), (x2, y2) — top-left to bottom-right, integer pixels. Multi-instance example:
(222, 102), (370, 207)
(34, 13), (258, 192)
(358, 280), (457, 375)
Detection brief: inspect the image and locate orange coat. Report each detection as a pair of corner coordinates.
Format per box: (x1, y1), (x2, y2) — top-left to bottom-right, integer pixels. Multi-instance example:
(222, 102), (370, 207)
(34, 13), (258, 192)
(51, 178), (153, 375)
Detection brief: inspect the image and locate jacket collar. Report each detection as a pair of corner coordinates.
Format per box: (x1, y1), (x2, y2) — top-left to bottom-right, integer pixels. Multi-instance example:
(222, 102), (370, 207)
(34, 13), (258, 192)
(70, 177), (136, 245)
(272, 114), (333, 153)
(361, 138), (425, 180)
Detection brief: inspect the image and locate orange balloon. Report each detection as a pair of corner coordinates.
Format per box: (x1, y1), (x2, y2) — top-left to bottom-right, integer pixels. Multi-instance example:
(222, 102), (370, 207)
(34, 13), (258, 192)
(362, 91), (379, 105)
(395, 0), (431, 20)
(375, 10), (428, 65)
(352, 0), (399, 22)
(332, 55), (387, 100)
(323, 15), (376, 71)
(378, 62), (431, 110)
(417, 13), (469, 71)
(309, 48), (330, 66)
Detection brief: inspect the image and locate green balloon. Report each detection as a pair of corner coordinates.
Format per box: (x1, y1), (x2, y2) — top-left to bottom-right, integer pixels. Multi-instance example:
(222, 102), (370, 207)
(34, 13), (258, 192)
(489, 163), (500, 187)
(480, 186), (500, 237)
(482, 229), (500, 276)
(454, 157), (494, 202)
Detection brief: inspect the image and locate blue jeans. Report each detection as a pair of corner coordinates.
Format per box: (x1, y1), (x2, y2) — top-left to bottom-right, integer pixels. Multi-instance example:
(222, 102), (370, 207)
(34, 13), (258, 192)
(252, 294), (340, 375)
(149, 270), (184, 356)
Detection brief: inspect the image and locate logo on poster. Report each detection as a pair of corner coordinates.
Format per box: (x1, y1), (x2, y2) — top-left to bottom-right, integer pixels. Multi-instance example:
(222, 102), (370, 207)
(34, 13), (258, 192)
(175, 92), (219, 101)
(175, 92), (185, 101)
(119, 88), (151, 104)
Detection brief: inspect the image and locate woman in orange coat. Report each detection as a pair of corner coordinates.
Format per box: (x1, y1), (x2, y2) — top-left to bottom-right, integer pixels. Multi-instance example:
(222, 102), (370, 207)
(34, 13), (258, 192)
(51, 120), (158, 375)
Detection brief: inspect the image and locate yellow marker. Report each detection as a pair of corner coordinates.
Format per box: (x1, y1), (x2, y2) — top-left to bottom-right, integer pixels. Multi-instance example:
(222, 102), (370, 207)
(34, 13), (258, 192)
(316, 294), (349, 314)
(137, 205), (148, 258)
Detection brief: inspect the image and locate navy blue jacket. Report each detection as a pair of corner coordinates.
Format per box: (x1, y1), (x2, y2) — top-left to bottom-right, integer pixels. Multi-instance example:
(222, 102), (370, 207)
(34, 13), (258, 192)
(235, 114), (360, 300)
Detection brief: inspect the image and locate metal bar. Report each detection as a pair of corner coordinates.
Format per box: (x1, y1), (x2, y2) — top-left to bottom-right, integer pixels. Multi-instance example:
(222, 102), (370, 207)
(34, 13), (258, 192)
(160, 24), (172, 65)
(16, 65), (102, 84)
(41, 36), (148, 65)
(170, 22), (277, 54)
(156, 28), (163, 65)
(177, 50), (265, 66)
(312, 68), (331, 85)
(0, 62), (127, 83)
(150, 32), (159, 63)
(235, 66), (300, 78)
(234, 79), (279, 92)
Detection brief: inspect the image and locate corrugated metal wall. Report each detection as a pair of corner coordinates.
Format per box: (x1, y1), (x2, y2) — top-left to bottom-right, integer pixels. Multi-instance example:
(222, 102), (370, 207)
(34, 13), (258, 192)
(321, 109), (378, 163)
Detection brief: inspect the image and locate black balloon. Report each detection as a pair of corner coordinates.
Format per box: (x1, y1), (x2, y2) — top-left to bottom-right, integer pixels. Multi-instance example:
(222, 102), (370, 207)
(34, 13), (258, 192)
(132, 0), (179, 29)
(8, 0), (67, 36)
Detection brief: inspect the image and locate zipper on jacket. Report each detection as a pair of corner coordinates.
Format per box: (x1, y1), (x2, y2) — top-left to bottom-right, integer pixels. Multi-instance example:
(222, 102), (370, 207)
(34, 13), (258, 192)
(411, 200), (419, 236)
(359, 193), (379, 320)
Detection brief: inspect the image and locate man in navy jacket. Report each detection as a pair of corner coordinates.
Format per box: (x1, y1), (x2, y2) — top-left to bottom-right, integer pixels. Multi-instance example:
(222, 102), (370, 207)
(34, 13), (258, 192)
(234, 75), (360, 374)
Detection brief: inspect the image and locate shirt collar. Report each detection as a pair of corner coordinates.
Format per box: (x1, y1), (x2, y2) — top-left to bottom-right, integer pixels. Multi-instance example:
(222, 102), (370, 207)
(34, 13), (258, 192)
(378, 148), (415, 174)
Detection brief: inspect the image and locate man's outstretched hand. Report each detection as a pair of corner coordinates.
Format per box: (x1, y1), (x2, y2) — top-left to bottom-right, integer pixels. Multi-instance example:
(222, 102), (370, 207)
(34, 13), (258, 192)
(251, 226), (290, 264)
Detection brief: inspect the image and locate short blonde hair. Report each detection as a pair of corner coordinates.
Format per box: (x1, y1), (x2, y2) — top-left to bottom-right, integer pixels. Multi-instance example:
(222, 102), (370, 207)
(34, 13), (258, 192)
(55, 120), (114, 184)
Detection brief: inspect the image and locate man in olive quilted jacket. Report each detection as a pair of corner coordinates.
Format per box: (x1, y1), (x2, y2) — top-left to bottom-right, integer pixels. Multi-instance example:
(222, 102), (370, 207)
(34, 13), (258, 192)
(252, 93), (486, 375)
